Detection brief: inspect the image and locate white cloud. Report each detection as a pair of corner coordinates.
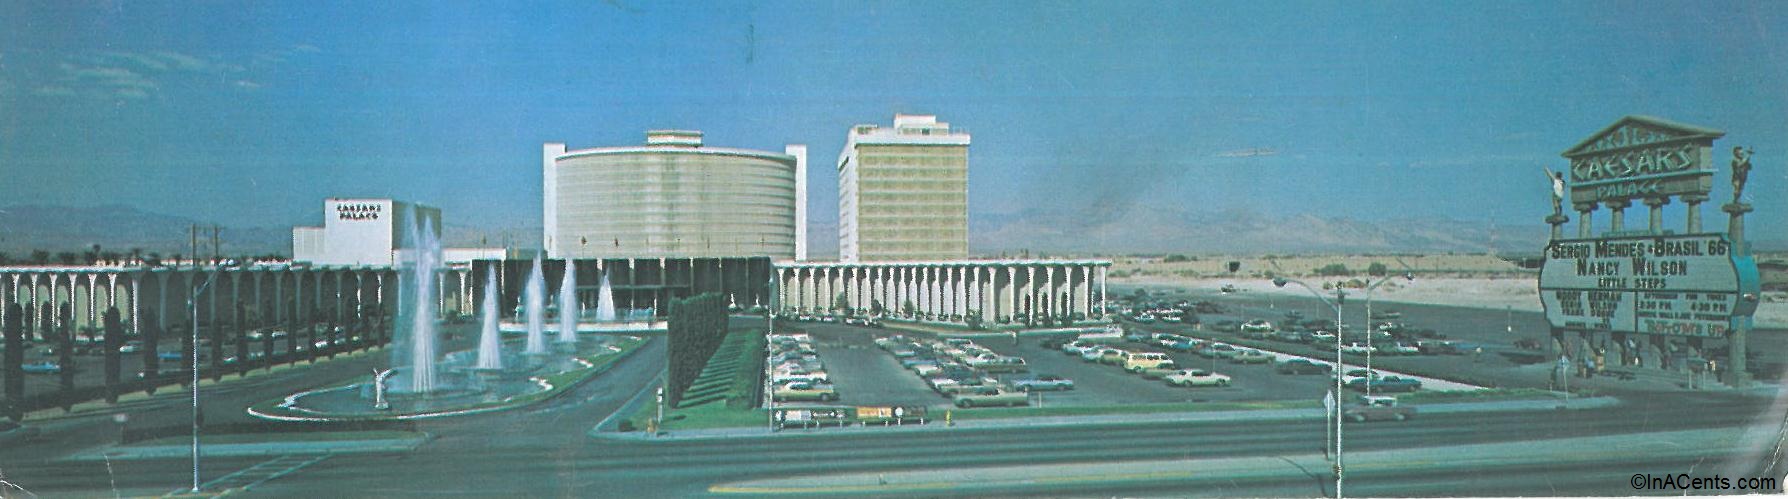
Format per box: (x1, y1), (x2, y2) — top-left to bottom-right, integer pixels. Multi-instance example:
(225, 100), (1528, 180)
(234, 79), (262, 90)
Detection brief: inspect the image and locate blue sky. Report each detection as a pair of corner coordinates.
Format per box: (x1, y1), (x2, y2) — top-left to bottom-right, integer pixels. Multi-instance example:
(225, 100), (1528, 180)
(2, 1), (1784, 249)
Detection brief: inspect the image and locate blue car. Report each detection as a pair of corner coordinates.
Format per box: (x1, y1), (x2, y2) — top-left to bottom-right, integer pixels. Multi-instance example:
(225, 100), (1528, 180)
(158, 351), (183, 361)
(22, 362), (62, 374)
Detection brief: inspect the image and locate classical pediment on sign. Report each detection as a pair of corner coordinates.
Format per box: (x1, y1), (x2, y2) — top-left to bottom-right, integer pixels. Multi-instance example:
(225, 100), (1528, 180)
(1561, 115), (1725, 158)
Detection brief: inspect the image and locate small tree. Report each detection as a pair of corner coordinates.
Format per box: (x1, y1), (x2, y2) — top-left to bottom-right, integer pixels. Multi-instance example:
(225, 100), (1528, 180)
(870, 299), (885, 317)
(1163, 254), (1190, 263)
(902, 300), (916, 318)
(833, 292), (850, 316)
(1366, 262), (1388, 277)
(1315, 263), (1352, 277)
(965, 310), (984, 330)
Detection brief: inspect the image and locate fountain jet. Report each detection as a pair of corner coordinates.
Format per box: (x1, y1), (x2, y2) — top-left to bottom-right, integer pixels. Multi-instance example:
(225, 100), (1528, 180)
(596, 271), (617, 322)
(557, 260), (579, 343)
(524, 255), (547, 354)
(476, 266), (503, 370)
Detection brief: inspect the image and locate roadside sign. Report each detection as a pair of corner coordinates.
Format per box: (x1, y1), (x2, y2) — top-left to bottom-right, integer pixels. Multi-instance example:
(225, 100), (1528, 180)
(1322, 391), (1335, 414)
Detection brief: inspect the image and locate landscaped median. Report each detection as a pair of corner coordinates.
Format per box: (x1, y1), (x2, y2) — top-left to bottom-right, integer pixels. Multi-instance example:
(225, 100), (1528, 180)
(245, 336), (646, 422)
(66, 430), (431, 461)
(611, 387), (1572, 436)
(623, 328), (766, 432)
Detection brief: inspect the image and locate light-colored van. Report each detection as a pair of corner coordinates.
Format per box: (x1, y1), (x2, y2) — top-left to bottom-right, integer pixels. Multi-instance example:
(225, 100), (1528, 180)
(1123, 352), (1173, 372)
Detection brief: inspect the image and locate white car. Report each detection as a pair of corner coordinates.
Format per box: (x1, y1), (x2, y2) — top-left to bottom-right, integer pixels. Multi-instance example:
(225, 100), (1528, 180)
(119, 341), (144, 354)
(1311, 331), (1338, 343)
(1240, 320), (1275, 334)
(1165, 369), (1232, 387)
(1081, 347), (1119, 362)
(1061, 341), (1096, 355)
(1340, 343), (1376, 355)
(1379, 343), (1421, 355)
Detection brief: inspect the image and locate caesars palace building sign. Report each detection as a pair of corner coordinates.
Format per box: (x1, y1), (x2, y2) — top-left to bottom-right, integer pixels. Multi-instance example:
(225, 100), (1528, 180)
(1539, 116), (1761, 371)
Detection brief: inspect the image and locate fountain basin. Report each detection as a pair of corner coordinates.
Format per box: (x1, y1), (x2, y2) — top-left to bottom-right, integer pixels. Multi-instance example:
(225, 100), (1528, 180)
(247, 336), (646, 422)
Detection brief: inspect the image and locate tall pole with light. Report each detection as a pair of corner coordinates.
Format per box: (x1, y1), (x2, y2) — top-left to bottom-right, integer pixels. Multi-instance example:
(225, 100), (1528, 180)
(1362, 272), (1414, 397)
(1274, 276), (1345, 497)
(188, 269), (221, 493)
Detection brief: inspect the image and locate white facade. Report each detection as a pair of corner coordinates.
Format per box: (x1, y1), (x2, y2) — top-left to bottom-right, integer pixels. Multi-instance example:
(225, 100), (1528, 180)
(543, 130), (808, 260)
(838, 114), (971, 262)
(291, 198), (441, 267)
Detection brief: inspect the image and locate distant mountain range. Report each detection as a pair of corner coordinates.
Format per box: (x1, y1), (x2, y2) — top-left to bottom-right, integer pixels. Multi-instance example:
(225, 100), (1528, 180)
(0, 204), (1776, 260)
(967, 208), (1554, 256)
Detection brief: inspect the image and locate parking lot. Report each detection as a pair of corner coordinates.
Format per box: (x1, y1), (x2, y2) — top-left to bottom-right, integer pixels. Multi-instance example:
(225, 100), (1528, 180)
(783, 320), (1361, 410)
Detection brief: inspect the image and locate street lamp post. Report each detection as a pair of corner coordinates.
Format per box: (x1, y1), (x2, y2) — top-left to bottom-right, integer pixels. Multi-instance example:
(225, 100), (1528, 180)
(1362, 272), (1415, 398)
(1275, 277), (1345, 498)
(188, 270), (221, 493)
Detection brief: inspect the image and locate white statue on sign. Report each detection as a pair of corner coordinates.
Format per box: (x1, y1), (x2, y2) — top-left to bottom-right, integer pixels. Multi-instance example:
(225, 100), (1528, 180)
(1543, 167), (1566, 216)
(373, 368), (396, 410)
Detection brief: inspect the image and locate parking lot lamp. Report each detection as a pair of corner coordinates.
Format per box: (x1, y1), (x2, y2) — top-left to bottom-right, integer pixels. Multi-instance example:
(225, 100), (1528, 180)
(1362, 272), (1415, 397)
(1274, 277), (1345, 498)
(188, 269), (221, 493)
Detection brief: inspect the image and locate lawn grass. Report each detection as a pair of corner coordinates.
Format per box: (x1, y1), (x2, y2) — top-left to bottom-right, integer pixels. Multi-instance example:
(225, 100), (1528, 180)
(1394, 387), (1559, 403)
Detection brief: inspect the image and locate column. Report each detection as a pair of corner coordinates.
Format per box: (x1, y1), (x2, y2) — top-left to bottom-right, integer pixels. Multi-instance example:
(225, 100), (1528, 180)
(1605, 199), (1631, 233)
(1682, 194), (1707, 233)
(1575, 202), (1597, 238)
(1644, 197), (1669, 234)
(1099, 266), (1108, 316)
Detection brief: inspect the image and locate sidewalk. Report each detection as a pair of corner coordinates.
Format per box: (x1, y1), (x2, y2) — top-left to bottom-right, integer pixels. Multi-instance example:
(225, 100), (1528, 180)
(592, 396), (1619, 442)
(707, 425), (1754, 495)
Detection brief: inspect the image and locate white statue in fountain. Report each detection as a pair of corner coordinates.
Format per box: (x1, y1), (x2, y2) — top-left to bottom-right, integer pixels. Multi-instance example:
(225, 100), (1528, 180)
(373, 368), (396, 410)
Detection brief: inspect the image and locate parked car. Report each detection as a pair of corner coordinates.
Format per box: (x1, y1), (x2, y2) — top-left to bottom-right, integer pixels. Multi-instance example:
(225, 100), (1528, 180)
(1061, 340), (1096, 356)
(1379, 343), (1421, 355)
(119, 341), (144, 353)
(1195, 344), (1238, 359)
(1165, 369), (1231, 387)
(1123, 352), (1174, 372)
(22, 361), (62, 374)
(1351, 375), (1423, 393)
(1210, 320), (1241, 333)
(1081, 347), (1118, 362)
(1342, 395), (1416, 422)
(1137, 361), (1181, 380)
(1009, 374), (1074, 391)
(773, 382), (838, 402)
(1417, 340), (1462, 355)
(953, 387), (1029, 408)
(1239, 320), (1275, 334)
(971, 356), (1029, 373)
(1340, 342), (1375, 355)
(1096, 349), (1129, 365)
(1231, 349), (1273, 364)
(1275, 358), (1332, 375)
(1337, 368), (1381, 386)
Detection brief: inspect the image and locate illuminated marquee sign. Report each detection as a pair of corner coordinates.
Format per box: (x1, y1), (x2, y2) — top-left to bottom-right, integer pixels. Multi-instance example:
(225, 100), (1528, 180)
(1538, 234), (1760, 337)
(336, 202), (384, 221)
(1561, 116), (1723, 204)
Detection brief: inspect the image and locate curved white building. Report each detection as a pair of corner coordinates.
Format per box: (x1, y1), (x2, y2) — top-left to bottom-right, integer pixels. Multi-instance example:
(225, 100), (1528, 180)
(543, 131), (807, 260)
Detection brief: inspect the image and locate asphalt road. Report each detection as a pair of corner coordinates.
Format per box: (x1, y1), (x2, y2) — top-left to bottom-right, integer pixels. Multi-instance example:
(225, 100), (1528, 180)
(5, 316), (1787, 497)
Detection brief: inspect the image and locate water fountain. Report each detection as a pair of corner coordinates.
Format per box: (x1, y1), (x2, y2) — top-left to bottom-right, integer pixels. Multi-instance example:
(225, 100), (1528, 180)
(557, 260), (579, 343)
(389, 206), (441, 393)
(476, 266), (503, 370)
(596, 271), (617, 322)
(523, 255), (547, 354)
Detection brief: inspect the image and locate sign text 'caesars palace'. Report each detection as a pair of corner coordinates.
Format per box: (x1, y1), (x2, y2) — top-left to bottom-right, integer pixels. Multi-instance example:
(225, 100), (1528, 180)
(1539, 234), (1746, 337)
(337, 202), (383, 221)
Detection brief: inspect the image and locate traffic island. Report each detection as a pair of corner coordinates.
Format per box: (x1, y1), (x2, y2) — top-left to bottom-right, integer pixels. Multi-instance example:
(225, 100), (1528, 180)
(245, 336), (644, 422)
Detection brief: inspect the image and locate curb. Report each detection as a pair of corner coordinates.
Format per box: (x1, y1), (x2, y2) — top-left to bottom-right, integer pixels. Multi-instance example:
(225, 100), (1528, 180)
(62, 433), (432, 462)
(245, 339), (647, 422)
(590, 396), (1620, 443)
